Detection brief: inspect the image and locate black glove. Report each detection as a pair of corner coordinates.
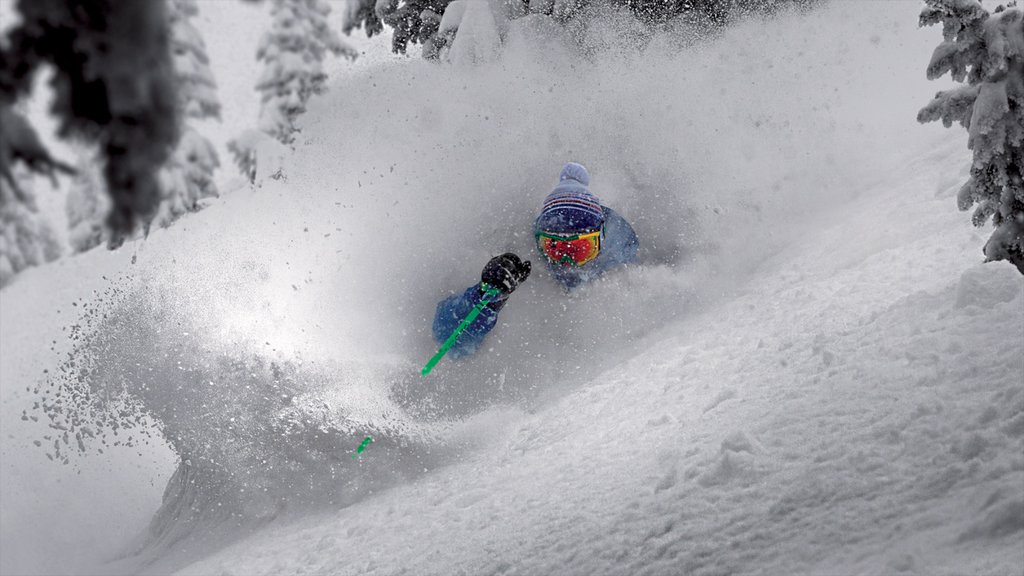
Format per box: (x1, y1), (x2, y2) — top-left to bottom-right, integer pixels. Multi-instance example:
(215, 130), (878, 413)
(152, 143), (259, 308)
(481, 253), (531, 300)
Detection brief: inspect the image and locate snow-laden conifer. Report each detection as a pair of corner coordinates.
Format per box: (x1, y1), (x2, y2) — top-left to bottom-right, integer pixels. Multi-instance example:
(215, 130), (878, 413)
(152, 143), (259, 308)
(0, 0), (179, 242)
(227, 130), (266, 185)
(0, 108), (73, 196)
(152, 0), (222, 229)
(0, 164), (61, 287)
(65, 147), (109, 254)
(153, 128), (220, 228)
(445, 0), (502, 64)
(918, 0), (1024, 274)
(255, 0), (357, 145)
(169, 0), (222, 121)
(0, 105), (66, 285)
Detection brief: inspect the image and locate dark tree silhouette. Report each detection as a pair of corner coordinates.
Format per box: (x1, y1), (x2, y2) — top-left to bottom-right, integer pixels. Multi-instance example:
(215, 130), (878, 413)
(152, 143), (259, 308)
(0, 0), (180, 245)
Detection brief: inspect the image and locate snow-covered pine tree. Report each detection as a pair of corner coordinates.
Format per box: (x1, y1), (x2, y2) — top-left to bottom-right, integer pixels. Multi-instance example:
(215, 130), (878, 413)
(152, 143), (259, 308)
(0, 0), (179, 243)
(169, 0), (221, 121)
(0, 105), (65, 286)
(0, 108), (74, 195)
(443, 0), (502, 65)
(65, 147), (110, 254)
(376, 0), (452, 55)
(255, 0), (357, 146)
(1, 162), (61, 288)
(918, 0), (1024, 274)
(341, 0), (385, 45)
(152, 128), (220, 228)
(227, 130), (266, 184)
(152, 0), (222, 229)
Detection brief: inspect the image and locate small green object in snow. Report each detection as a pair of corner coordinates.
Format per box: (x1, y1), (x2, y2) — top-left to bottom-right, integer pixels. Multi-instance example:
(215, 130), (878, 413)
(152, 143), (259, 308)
(352, 436), (373, 459)
(421, 285), (502, 375)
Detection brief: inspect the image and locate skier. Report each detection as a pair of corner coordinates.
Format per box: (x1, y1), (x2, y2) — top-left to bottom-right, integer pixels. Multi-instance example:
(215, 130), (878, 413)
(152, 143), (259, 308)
(431, 162), (639, 359)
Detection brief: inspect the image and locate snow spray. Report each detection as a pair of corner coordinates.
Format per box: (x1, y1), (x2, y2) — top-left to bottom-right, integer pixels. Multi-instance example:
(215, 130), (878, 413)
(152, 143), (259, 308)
(421, 285), (502, 375)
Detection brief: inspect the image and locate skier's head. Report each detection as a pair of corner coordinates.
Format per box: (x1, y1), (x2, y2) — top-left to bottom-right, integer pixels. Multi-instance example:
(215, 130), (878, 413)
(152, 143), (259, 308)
(534, 162), (605, 266)
(534, 163), (604, 234)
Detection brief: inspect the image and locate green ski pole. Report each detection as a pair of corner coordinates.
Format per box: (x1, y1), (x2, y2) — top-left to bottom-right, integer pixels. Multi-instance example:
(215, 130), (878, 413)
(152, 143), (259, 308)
(422, 285), (502, 376)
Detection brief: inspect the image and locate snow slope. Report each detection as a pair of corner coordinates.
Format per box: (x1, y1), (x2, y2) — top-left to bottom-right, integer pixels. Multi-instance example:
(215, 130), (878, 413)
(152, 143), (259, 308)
(1, 0), (1023, 575)
(178, 181), (1023, 576)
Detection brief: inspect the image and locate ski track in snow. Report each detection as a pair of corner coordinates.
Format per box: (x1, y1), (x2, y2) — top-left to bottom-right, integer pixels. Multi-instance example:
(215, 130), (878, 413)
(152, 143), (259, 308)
(2, 0), (1024, 575)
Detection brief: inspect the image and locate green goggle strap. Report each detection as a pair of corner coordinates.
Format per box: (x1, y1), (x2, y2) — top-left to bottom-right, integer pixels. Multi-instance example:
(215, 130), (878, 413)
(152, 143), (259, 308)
(422, 284), (502, 376)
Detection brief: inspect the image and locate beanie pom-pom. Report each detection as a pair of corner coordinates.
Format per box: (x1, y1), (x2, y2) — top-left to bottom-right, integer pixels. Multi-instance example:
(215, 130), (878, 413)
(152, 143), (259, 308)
(559, 162), (590, 186)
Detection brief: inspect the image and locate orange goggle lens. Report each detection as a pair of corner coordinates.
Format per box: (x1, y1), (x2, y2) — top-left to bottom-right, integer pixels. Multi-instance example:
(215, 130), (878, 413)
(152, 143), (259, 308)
(537, 230), (601, 266)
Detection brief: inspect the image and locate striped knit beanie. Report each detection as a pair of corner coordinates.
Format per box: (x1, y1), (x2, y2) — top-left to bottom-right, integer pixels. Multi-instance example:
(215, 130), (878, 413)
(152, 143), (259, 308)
(534, 162), (605, 234)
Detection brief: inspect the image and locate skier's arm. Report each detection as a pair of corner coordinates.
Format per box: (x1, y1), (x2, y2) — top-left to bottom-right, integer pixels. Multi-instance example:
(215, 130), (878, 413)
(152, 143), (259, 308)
(622, 220), (639, 264)
(432, 284), (502, 358)
(603, 207), (640, 265)
(431, 253), (531, 359)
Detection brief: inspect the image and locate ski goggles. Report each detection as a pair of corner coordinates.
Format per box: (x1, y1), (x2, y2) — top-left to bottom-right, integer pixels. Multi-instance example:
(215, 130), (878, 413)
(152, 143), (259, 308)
(536, 229), (602, 266)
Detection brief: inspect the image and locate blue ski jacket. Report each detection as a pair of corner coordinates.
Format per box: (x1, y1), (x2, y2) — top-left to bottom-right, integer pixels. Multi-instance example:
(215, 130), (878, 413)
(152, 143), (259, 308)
(432, 206), (638, 358)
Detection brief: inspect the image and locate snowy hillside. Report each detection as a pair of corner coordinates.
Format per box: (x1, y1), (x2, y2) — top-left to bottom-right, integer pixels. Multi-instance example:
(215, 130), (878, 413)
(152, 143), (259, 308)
(1, 1), (1022, 575)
